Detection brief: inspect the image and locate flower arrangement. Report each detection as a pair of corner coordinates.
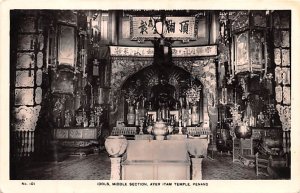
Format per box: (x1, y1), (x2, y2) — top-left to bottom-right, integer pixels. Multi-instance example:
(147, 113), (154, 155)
(228, 104), (243, 138)
(185, 84), (202, 105)
(94, 104), (104, 127)
(123, 87), (139, 106)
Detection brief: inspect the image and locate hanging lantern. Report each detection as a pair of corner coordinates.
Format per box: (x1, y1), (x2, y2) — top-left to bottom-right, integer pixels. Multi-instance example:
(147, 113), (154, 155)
(232, 11), (268, 75)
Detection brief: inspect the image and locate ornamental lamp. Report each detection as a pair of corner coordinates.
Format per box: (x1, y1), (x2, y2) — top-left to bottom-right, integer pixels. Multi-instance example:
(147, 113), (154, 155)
(231, 11), (269, 76)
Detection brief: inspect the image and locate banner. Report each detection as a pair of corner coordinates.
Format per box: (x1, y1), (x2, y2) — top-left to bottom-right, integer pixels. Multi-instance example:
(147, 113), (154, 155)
(110, 45), (217, 57)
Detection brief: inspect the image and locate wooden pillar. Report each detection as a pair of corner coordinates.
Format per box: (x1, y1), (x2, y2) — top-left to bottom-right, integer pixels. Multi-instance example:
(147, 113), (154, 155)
(109, 10), (118, 45)
(209, 11), (219, 45)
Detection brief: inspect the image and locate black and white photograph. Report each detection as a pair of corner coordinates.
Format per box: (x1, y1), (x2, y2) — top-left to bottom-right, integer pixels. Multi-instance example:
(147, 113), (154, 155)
(0, 1), (299, 193)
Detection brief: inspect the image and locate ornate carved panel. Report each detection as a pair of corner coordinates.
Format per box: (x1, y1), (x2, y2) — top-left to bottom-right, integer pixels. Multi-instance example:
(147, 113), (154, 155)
(82, 129), (97, 139)
(281, 68), (290, 85)
(110, 59), (153, 93)
(274, 48), (281, 66)
(281, 31), (290, 47)
(273, 11), (291, 133)
(274, 12), (290, 28)
(13, 105), (41, 131)
(35, 87), (42, 104)
(55, 129), (69, 139)
(54, 128), (99, 140)
(57, 10), (78, 26)
(36, 69), (43, 86)
(252, 11), (267, 27)
(273, 11), (290, 29)
(18, 16), (36, 33)
(173, 59), (217, 107)
(17, 34), (36, 51)
(276, 105), (291, 131)
(16, 53), (34, 69)
(231, 11), (249, 32)
(275, 67), (290, 85)
(282, 86), (291, 105)
(37, 52), (43, 68)
(273, 30), (281, 47)
(69, 129), (83, 139)
(273, 13), (281, 29)
(275, 86), (282, 103)
(15, 88), (34, 105)
(250, 31), (263, 68)
(275, 67), (283, 84)
(15, 70), (35, 87)
(38, 34), (44, 51)
(281, 49), (290, 66)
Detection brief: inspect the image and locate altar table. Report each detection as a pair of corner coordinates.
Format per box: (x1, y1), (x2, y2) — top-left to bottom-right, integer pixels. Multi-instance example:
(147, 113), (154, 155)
(121, 139), (191, 180)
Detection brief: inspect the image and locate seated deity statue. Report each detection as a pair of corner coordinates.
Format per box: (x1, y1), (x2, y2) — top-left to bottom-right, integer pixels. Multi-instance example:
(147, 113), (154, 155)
(150, 76), (176, 110)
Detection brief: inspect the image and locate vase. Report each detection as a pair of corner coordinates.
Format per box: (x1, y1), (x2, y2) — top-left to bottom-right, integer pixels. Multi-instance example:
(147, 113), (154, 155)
(170, 115), (176, 126)
(186, 136), (208, 158)
(135, 109), (139, 126)
(127, 106), (135, 126)
(191, 105), (199, 126)
(235, 125), (252, 139)
(187, 108), (192, 126)
(167, 125), (174, 134)
(147, 125), (153, 134)
(104, 135), (128, 158)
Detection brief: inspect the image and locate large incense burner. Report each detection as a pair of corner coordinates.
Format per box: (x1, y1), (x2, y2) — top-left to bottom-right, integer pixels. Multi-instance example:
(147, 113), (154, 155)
(150, 121), (169, 140)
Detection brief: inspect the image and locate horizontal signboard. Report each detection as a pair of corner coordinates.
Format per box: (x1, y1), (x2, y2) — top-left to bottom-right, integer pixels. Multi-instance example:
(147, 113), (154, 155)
(131, 16), (196, 40)
(110, 45), (217, 57)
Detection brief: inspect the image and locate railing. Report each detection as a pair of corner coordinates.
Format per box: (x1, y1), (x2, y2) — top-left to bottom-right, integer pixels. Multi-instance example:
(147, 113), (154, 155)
(11, 128), (52, 159)
(11, 130), (35, 158)
(111, 126), (211, 136)
(186, 127), (211, 136)
(111, 127), (137, 136)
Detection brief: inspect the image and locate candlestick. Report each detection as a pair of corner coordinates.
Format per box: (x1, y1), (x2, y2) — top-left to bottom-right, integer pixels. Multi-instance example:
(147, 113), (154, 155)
(90, 83), (93, 108)
(98, 88), (103, 104)
(234, 88), (236, 106)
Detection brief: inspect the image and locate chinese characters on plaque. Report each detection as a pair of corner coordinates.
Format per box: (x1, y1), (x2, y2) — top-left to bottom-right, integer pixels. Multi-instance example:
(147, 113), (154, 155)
(110, 45), (217, 58)
(131, 17), (196, 40)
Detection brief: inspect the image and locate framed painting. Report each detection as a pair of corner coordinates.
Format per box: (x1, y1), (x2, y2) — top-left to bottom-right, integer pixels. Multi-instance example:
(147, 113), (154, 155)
(57, 24), (76, 67)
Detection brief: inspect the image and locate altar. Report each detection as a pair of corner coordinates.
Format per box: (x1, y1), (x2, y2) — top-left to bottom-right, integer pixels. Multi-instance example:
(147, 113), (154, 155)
(122, 139), (191, 180)
(105, 131), (210, 180)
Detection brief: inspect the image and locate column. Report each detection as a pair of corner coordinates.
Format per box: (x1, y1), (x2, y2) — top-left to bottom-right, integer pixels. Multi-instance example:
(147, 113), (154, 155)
(110, 157), (122, 180)
(191, 158), (203, 180)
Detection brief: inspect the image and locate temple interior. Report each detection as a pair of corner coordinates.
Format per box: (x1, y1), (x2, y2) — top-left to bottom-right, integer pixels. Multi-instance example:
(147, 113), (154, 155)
(9, 9), (291, 180)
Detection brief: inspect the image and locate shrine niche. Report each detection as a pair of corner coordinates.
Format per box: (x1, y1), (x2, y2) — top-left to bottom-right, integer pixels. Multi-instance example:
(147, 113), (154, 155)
(110, 46), (217, 130)
(109, 58), (217, 132)
(121, 64), (204, 127)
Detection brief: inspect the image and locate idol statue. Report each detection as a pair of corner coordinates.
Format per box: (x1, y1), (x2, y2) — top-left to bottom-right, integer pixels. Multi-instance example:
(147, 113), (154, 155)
(149, 74), (176, 110)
